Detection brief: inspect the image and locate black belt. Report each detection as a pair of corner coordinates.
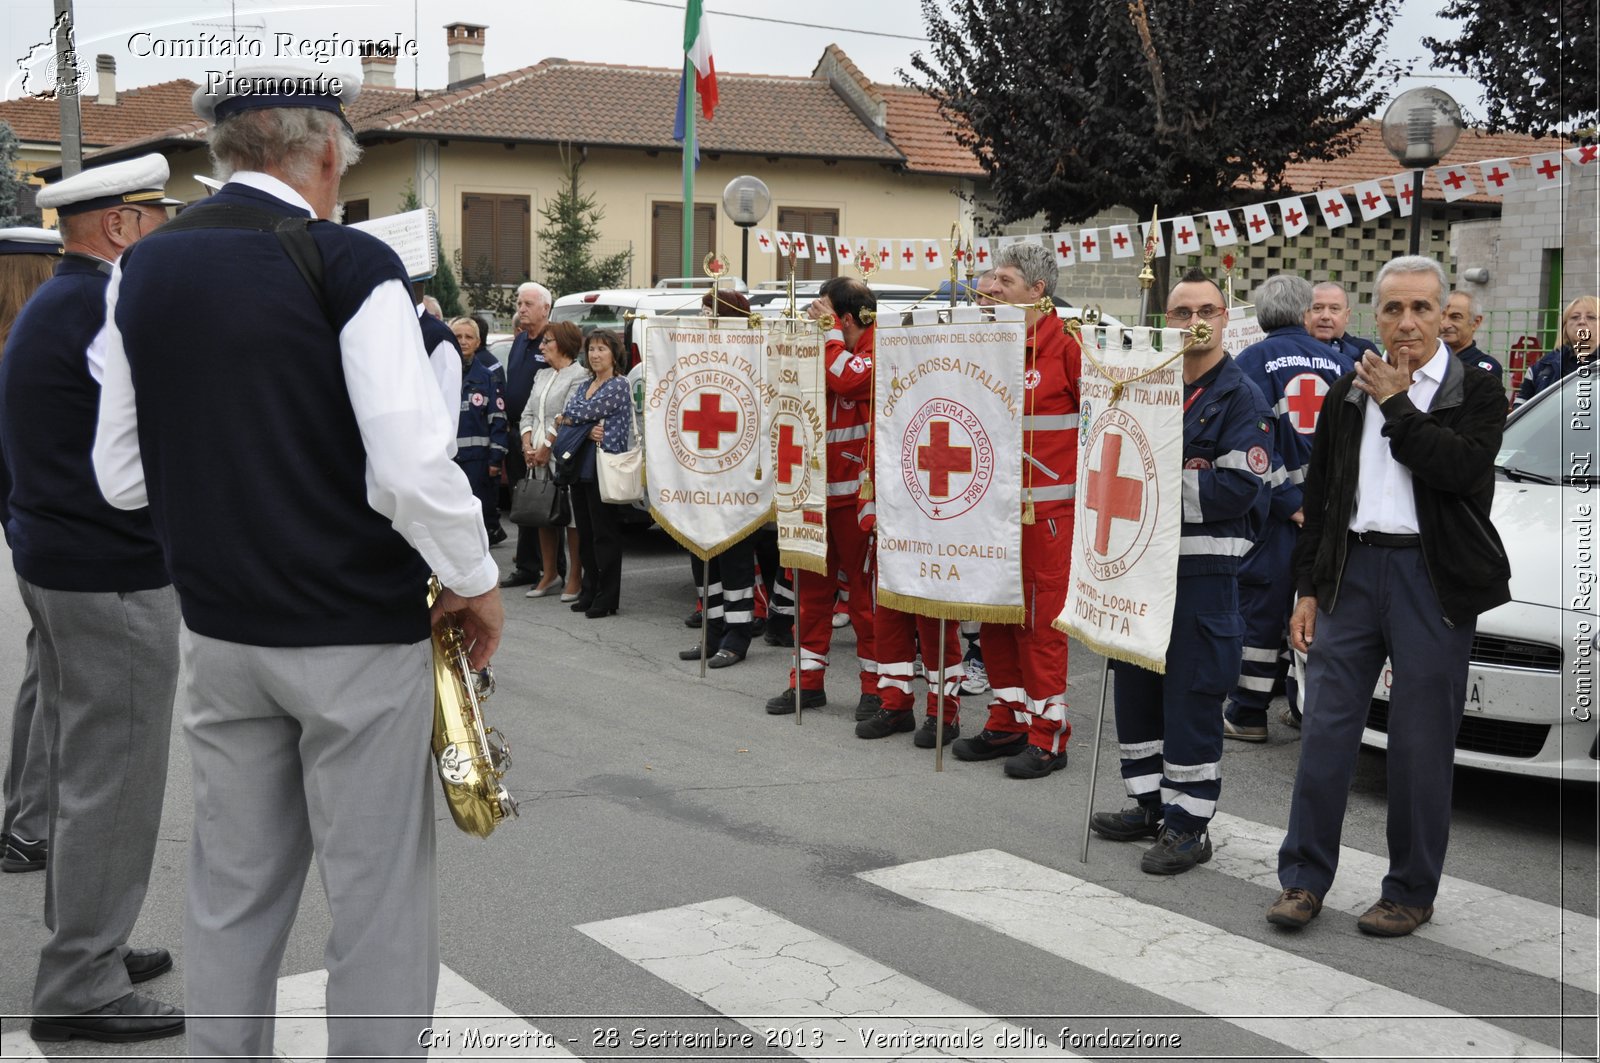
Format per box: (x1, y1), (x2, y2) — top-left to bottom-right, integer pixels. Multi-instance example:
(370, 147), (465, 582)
(1350, 530), (1421, 548)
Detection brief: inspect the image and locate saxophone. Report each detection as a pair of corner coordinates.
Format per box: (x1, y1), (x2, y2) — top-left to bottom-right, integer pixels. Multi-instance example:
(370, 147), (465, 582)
(428, 578), (518, 837)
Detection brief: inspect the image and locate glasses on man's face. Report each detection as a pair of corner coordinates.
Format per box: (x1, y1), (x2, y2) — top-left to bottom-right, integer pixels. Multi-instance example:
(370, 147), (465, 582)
(1166, 305), (1227, 324)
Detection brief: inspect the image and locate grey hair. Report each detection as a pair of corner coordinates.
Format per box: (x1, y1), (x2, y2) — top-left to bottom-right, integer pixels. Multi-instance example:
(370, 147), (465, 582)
(1311, 280), (1350, 306)
(517, 281), (552, 307)
(1254, 274), (1314, 330)
(208, 108), (361, 185)
(1376, 255), (1448, 307)
(1448, 288), (1482, 318)
(995, 241), (1057, 299)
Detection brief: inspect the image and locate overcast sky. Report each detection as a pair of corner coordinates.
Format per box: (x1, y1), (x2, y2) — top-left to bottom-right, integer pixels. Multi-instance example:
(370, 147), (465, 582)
(1, 0), (1489, 118)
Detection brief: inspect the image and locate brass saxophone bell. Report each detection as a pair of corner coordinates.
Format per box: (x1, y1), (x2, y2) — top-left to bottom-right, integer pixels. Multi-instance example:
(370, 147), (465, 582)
(428, 578), (518, 838)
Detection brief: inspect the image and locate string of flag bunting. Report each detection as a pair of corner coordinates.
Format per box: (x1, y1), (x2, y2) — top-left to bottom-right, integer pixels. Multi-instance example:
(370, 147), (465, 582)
(750, 146), (1595, 272)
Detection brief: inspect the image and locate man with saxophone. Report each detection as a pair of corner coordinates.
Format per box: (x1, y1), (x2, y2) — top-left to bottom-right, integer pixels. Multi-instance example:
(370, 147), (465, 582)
(93, 65), (503, 1059)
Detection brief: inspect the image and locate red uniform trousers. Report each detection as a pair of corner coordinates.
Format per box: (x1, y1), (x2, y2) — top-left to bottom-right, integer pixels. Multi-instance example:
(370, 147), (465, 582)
(790, 506), (876, 694)
(980, 513), (1073, 754)
(874, 604), (962, 722)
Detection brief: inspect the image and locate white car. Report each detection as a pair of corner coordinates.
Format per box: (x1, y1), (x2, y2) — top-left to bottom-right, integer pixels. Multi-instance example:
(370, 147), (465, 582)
(1362, 364), (1599, 781)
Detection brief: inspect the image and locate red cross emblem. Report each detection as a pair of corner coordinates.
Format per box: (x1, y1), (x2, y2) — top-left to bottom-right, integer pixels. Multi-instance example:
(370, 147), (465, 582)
(1057, 238), (1072, 258)
(1361, 190), (1384, 211)
(878, 246), (891, 264)
(838, 243), (851, 260)
(1112, 231), (1129, 251)
(1283, 373), (1329, 435)
(1323, 196), (1344, 219)
(1081, 233), (1097, 253)
(776, 422), (804, 485)
(1484, 167), (1510, 188)
(681, 392), (739, 450)
(1084, 432), (1144, 556)
(902, 246), (915, 264)
(1211, 217), (1231, 238)
(1249, 214), (1267, 234)
(1398, 182), (1415, 205)
(758, 232), (771, 249)
(975, 245), (989, 264)
(1442, 169), (1467, 190)
(777, 234), (792, 254)
(1285, 206), (1305, 227)
(1536, 157), (1562, 180)
(1177, 225), (1195, 245)
(916, 420), (972, 500)
(1577, 145), (1598, 164)
(923, 245), (940, 264)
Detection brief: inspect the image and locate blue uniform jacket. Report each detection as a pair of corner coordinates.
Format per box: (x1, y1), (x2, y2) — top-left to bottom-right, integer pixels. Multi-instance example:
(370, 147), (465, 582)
(1330, 332), (1379, 363)
(456, 356), (508, 463)
(1233, 326), (1354, 518)
(1516, 345), (1587, 406)
(1179, 356), (1275, 576)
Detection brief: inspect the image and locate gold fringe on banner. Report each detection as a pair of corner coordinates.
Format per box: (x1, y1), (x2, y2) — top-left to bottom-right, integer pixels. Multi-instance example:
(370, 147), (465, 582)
(648, 506), (775, 563)
(876, 588), (1025, 626)
(779, 549), (830, 576)
(1052, 618), (1167, 675)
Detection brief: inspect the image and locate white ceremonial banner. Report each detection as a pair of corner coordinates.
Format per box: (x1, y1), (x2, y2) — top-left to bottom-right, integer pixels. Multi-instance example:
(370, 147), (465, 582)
(873, 306), (1026, 623)
(1056, 325), (1183, 671)
(1222, 305), (1265, 353)
(769, 320), (828, 574)
(643, 319), (775, 559)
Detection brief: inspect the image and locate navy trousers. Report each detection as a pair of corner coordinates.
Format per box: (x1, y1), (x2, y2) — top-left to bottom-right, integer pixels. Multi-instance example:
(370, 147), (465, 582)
(1278, 540), (1473, 907)
(1111, 571), (1242, 835)
(1225, 517), (1297, 727)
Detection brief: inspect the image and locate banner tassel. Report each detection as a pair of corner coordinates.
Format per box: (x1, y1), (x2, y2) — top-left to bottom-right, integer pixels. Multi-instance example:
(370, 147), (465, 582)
(1022, 491), (1036, 526)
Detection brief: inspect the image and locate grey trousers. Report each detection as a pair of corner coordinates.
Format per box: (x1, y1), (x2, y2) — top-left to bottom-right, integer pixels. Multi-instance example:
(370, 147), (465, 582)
(3, 625), (47, 844)
(18, 579), (180, 1013)
(181, 631), (439, 1063)
(1278, 541), (1474, 907)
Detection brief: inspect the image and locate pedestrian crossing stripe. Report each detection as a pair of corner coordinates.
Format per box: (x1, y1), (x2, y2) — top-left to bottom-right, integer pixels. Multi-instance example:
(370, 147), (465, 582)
(578, 895), (1084, 1059)
(861, 849), (1575, 1061)
(1207, 811), (1599, 994)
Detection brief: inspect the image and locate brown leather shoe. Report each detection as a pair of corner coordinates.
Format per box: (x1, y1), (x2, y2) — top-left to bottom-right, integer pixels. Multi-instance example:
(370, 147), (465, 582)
(1356, 897), (1434, 937)
(1266, 887), (1323, 928)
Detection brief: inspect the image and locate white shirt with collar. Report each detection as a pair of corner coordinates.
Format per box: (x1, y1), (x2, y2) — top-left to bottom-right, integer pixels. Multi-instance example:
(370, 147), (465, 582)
(1351, 339), (1450, 536)
(92, 170), (497, 598)
(416, 300), (463, 457)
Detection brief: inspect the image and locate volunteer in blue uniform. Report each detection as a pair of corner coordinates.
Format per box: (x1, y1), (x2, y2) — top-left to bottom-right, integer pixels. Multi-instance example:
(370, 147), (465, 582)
(1515, 295), (1598, 407)
(2, 156), (185, 1043)
(450, 316), (509, 538)
(1442, 290), (1504, 383)
(93, 66), (503, 1058)
(1307, 281), (1379, 364)
(1223, 275), (1352, 741)
(414, 284), (463, 447)
(1089, 269), (1273, 875)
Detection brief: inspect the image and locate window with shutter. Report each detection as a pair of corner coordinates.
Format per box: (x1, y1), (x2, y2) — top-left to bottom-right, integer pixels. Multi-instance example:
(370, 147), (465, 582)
(460, 193), (531, 286)
(341, 199), (370, 224)
(776, 207), (840, 282)
(650, 202), (717, 285)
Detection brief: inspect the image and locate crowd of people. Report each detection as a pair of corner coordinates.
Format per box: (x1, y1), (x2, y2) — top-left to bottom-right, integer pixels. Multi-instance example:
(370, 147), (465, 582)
(0, 58), (1593, 1055)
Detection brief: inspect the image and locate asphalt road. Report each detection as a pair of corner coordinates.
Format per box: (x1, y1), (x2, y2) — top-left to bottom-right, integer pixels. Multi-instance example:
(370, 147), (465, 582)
(0, 525), (1594, 1060)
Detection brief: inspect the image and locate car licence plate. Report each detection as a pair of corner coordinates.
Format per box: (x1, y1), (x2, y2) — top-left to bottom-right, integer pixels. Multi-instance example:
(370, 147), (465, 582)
(1373, 666), (1489, 713)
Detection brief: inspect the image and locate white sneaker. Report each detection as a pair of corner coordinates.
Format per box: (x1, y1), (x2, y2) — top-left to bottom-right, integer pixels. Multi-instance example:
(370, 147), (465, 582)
(832, 611), (849, 629)
(960, 659), (990, 696)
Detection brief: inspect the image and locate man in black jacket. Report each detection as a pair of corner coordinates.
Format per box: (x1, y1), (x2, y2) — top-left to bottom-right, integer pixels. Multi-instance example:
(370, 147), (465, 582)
(1268, 256), (1510, 938)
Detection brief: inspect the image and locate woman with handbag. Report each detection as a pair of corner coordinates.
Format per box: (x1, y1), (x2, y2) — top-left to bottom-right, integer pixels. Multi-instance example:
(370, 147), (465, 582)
(554, 329), (635, 619)
(519, 322), (589, 600)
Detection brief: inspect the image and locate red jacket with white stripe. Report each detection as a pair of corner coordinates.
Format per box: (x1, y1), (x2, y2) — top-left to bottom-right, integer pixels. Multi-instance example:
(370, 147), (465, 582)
(823, 323), (874, 510)
(1024, 311), (1082, 520)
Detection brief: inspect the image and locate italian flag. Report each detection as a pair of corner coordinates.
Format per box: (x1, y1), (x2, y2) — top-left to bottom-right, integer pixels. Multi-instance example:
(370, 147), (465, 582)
(684, 0), (717, 119)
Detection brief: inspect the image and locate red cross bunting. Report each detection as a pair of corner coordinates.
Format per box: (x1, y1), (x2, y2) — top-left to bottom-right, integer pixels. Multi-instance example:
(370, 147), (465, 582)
(1284, 374), (1328, 434)
(1081, 233), (1098, 253)
(1112, 231), (1130, 251)
(1361, 190), (1384, 210)
(1398, 183), (1415, 205)
(1249, 215), (1267, 234)
(776, 423), (804, 485)
(1285, 207), (1305, 227)
(902, 247), (916, 263)
(1177, 225), (1195, 244)
(878, 247), (891, 263)
(1484, 167), (1510, 188)
(758, 233), (771, 249)
(1578, 145), (1598, 164)
(777, 234), (792, 253)
(681, 392), (739, 450)
(1211, 217), (1231, 238)
(838, 243), (852, 260)
(1324, 197), (1344, 218)
(1537, 157), (1562, 180)
(1057, 239), (1072, 257)
(1442, 170), (1467, 190)
(975, 245), (990, 263)
(916, 420), (973, 500)
(1085, 433), (1143, 556)
(924, 245), (940, 264)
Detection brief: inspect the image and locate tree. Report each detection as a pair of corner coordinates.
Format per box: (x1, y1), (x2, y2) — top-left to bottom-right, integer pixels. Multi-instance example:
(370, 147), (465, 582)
(0, 123), (36, 227)
(907, 0), (1404, 227)
(398, 182), (464, 317)
(536, 150), (630, 297)
(1425, 0), (1597, 136)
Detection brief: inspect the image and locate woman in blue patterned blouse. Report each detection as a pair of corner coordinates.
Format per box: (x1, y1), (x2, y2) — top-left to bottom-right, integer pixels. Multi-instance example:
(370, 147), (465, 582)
(556, 329), (635, 618)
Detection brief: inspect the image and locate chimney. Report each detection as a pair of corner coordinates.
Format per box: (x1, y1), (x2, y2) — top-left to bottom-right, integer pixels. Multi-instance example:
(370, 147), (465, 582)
(95, 54), (115, 105)
(359, 41), (397, 88)
(445, 23), (487, 89)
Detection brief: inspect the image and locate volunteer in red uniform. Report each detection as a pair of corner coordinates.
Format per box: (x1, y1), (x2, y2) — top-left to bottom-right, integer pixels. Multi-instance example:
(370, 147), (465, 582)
(952, 242), (1081, 778)
(764, 277), (879, 717)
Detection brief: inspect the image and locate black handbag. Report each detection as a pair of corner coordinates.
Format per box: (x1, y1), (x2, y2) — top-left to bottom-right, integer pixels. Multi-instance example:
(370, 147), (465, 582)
(550, 422), (592, 487)
(509, 466), (569, 528)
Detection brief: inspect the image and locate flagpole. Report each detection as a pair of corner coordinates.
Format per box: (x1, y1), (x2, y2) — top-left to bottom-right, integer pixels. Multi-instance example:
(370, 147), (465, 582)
(682, 57), (697, 278)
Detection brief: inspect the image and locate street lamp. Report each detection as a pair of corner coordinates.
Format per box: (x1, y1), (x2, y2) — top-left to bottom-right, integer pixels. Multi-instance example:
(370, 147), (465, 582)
(1380, 87), (1464, 256)
(722, 175), (771, 285)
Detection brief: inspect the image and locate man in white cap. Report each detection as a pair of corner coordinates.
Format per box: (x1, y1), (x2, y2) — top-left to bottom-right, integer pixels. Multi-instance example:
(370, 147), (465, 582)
(0, 155), (185, 1043)
(93, 67), (502, 1058)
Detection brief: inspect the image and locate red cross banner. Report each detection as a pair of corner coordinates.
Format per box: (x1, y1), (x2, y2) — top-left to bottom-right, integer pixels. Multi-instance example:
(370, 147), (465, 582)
(1050, 232), (1076, 268)
(1276, 197), (1311, 238)
(1389, 171), (1419, 217)
(1055, 326), (1184, 671)
(1434, 164), (1477, 202)
(873, 240), (896, 271)
(642, 319), (776, 559)
(754, 229), (776, 255)
(813, 235), (833, 264)
(1204, 211), (1237, 247)
(1170, 216), (1202, 255)
(1353, 180), (1392, 221)
(1243, 204), (1274, 244)
(768, 320), (829, 574)
(1529, 153), (1565, 186)
(1316, 191), (1352, 230)
(872, 306), (1027, 623)
(1108, 225), (1136, 259)
(790, 232), (811, 259)
(1078, 228), (1101, 262)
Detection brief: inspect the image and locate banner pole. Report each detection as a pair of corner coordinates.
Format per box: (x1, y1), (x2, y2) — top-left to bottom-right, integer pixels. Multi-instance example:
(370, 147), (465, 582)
(793, 583), (803, 724)
(1079, 658), (1112, 863)
(699, 564), (710, 678)
(934, 617), (947, 772)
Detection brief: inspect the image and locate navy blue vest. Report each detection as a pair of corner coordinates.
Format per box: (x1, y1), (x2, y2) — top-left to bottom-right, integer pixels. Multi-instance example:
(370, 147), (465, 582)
(115, 185), (430, 646)
(0, 254), (167, 592)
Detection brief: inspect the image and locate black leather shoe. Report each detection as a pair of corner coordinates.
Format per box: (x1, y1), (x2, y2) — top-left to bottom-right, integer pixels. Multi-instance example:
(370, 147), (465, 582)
(950, 729), (1028, 762)
(1, 833), (46, 872)
(487, 526), (508, 545)
(1089, 803), (1163, 841)
(1003, 744), (1068, 779)
(679, 645), (709, 661)
(500, 568), (539, 588)
(765, 687), (825, 715)
(570, 598), (594, 612)
(855, 707), (916, 739)
(30, 992), (185, 1043)
(123, 947), (173, 984)
(913, 716), (960, 748)
(854, 693), (883, 722)
(585, 604), (618, 619)
(707, 648), (745, 669)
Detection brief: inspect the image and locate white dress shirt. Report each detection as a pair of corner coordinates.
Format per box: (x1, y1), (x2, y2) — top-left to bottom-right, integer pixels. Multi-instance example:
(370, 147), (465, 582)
(92, 170), (498, 598)
(1350, 340), (1450, 535)
(416, 301), (463, 458)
